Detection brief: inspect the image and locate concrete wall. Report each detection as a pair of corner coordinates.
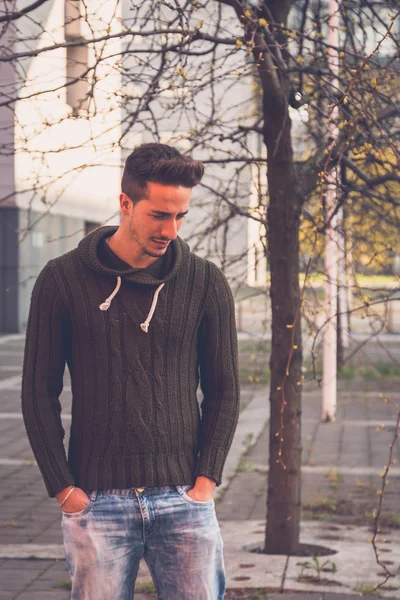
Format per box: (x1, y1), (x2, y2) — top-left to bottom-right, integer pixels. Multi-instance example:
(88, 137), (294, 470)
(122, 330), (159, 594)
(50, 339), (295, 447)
(14, 0), (122, 223)
(0, 21), (18, 331)
(6, 0), (124, 332)
(17, 209), (89, 331)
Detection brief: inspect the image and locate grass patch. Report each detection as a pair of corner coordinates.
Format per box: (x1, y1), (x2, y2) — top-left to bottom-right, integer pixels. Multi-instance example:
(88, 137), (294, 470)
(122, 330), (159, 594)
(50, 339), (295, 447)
(135, 579), (157, 594)
(353, 583), (383, 596)
(338, 363), (400, 380)
(326, 470), (341, 491)
(0, 520), (25, 529)
(365, 511), (400, 528)
(239, 367), (270, 385)
(303, 497), (338, 513)
(226, 589), (271, 599)
(302, 512), (333, 522)
(297, 555), (337, 583)
(58, 580), (72, 590)
(374, 363), (400, 378)
(356, 479), (370, 489)
(304, 361), (400, 381)
(238, 340), (271, 354)
(236, 458), (254, 473)
(214, 486), (227, 506)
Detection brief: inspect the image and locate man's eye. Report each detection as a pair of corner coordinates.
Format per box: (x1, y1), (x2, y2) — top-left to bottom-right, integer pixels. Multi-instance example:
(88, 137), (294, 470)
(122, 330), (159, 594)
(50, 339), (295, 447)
(152, 215), (185, 220)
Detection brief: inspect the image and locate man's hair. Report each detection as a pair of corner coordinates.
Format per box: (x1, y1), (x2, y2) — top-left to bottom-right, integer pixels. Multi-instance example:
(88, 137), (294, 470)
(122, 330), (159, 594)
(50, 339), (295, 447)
(121, 143), (204, 203)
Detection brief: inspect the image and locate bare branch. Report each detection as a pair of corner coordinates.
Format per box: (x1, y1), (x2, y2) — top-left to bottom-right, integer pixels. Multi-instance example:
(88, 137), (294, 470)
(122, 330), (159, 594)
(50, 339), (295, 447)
(0, 0), (50, 23)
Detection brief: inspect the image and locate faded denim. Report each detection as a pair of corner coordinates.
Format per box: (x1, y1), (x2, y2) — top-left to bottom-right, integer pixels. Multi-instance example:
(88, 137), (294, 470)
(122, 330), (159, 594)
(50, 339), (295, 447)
(61, 485), (225, 599)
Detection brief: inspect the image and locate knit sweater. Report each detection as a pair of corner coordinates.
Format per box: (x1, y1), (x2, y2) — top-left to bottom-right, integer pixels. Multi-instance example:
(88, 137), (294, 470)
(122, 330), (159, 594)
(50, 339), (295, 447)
(21, 226), (240, 497)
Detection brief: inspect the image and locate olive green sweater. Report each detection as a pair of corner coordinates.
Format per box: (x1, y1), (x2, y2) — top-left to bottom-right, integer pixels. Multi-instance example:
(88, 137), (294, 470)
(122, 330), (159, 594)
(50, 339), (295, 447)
(21, 226), (240, 497)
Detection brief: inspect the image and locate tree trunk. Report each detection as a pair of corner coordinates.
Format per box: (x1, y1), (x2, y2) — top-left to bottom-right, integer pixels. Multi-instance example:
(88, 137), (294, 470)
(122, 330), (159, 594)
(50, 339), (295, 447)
(263, 102), (303, 555)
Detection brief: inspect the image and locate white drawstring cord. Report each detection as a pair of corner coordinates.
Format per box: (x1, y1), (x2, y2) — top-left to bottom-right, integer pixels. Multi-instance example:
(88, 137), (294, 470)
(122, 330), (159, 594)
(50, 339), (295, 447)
(140, 283), (165, 333)
(99, 276), (122, 311)
(99, 277), (165, 334)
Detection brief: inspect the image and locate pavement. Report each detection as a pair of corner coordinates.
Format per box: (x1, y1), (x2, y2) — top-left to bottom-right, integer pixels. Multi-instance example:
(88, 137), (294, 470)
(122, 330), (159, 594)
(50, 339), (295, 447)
(0, 333), (399, 599)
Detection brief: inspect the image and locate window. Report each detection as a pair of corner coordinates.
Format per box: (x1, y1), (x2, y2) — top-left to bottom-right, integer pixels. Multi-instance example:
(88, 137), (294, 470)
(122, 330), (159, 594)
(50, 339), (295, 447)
(65, 0), (89, 115)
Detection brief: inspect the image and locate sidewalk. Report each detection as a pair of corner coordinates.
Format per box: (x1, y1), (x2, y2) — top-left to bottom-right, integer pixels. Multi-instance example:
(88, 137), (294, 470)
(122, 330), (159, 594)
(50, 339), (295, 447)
(0, 335), (399, 598)
(217, 382), (400, 598)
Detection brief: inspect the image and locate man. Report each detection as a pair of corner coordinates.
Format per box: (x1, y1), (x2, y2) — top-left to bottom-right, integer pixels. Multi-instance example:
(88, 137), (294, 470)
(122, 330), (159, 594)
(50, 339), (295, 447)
(22, 143), (240, 599)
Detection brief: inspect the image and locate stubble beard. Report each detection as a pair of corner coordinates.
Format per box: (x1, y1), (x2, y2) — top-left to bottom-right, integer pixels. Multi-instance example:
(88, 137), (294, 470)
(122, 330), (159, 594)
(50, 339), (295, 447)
(128, 220), (165, 259)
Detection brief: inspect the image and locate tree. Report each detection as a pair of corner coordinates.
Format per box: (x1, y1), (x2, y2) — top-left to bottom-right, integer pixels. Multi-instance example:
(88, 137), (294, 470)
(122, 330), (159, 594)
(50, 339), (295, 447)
(0, 0), (398, 554)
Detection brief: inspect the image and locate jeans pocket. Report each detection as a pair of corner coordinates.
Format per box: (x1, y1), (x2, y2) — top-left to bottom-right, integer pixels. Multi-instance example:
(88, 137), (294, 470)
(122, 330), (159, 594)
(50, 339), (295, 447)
(175, 485), (215, 507)
(61, 490), (97, 519)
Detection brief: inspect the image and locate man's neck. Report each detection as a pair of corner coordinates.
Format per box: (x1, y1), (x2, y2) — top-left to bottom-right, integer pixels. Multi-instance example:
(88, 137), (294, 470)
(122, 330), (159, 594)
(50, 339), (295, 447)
(106, 231), (160, 269)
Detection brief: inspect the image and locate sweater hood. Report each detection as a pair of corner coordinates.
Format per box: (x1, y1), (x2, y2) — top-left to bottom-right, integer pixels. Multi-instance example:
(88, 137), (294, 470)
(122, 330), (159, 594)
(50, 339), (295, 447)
(78, 225), (189, 286)
(78, 226), (191, 331)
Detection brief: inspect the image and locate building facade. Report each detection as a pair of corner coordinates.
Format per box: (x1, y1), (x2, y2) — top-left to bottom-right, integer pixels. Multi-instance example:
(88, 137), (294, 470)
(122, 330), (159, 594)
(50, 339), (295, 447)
(0, 0), (267, 333)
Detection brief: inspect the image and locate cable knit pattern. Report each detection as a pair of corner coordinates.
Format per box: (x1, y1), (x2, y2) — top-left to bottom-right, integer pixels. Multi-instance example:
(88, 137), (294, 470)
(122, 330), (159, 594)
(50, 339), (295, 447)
(21, 226), (240, 497)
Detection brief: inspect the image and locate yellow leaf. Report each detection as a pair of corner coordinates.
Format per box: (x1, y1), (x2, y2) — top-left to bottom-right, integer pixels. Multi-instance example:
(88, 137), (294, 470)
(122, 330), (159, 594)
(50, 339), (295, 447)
(259, 18), (267, 27)
(236, 40), (243, 48)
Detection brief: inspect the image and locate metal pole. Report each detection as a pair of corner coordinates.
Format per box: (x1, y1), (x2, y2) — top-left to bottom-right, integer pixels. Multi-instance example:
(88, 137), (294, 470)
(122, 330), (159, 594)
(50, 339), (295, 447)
(322, 170), (339, 421)
(322, 0), (340, 422)
(338, 206), (349, 349)
(346, 219), (354, 335)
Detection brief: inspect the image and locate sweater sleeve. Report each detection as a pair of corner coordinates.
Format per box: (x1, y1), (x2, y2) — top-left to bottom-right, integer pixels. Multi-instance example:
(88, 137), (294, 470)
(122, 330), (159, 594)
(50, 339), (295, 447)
(195, 263), (240, 485)
(21, 261), (75, 497)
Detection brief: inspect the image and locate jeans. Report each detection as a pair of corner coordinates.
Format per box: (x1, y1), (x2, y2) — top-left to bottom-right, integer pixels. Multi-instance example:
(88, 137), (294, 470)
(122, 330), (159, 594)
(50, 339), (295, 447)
(61, 485), (225, 600)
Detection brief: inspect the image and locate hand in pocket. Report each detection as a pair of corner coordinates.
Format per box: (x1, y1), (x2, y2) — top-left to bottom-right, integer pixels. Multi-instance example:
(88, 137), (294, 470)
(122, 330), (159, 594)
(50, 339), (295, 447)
(58, 487), (90, 514)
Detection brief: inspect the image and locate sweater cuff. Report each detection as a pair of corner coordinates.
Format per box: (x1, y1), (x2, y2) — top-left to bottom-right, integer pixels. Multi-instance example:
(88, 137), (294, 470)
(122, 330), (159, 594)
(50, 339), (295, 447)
(45, 466), (76, 498)
(50, 478), (76, 499)
(195, 446), (228, 487)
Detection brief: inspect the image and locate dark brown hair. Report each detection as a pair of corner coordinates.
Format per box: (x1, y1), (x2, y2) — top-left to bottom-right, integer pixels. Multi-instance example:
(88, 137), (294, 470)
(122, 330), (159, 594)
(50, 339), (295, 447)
(121, 143), (204, 203)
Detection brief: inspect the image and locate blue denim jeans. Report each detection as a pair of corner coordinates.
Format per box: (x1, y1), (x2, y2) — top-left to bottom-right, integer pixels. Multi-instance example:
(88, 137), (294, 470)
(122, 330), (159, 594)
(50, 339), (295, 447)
(61, 485), (225, 599)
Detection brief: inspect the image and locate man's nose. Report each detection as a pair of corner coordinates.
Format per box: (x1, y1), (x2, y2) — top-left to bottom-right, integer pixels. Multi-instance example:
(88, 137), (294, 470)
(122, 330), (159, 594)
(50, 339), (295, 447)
(161, 219), (178, 240)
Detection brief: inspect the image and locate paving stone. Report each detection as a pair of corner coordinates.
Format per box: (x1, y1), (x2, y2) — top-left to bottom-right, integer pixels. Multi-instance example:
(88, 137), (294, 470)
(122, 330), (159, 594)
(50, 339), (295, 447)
(26, 580), (70, 592)
(1, 559), (54, 570)
(217, 470), (265, 521)
(245, 427), (269, 464)
(16, 592), (69, 600)
(1, 336), (400, 598)
(0, 579), (35, 592)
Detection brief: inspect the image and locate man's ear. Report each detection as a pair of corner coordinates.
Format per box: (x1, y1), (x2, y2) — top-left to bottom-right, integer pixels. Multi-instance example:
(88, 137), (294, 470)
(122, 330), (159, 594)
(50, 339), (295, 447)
(120, 192), (131, 215)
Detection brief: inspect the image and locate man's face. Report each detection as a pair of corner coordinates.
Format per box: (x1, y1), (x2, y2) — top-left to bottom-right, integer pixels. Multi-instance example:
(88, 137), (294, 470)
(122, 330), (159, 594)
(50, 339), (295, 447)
(121, 181), (191, 259)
